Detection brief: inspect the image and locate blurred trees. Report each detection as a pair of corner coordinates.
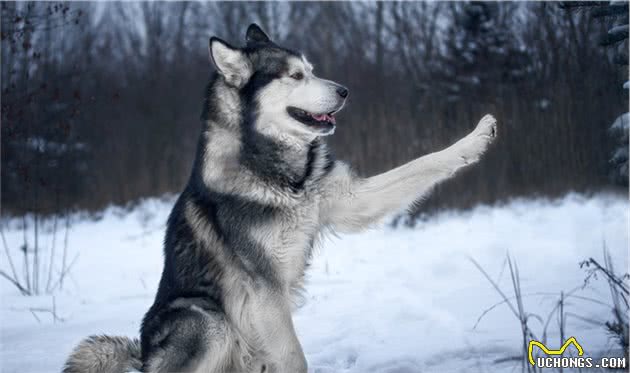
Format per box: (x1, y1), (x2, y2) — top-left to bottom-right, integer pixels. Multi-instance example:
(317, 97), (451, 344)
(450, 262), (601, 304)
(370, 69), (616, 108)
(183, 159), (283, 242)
(559, 1), (629, 186)
(1, 2), (86, 215)
(438, 2), (529, 102)
(1, 1), (627, 217)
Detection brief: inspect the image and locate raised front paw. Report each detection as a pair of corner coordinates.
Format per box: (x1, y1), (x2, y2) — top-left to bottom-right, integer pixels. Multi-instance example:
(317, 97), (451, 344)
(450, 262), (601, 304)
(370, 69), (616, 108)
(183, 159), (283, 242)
(473, 114), (498, 139)
(457, 114), (498, 165)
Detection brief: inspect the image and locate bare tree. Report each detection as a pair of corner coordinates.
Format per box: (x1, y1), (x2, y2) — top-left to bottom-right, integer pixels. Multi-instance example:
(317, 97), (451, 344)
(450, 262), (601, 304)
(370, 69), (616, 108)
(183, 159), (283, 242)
(1, 2), (626, 221)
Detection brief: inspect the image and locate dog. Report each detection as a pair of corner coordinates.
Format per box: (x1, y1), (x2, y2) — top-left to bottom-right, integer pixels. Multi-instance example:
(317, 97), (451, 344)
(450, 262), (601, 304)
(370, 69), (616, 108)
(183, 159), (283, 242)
(63, 24), (497, 373)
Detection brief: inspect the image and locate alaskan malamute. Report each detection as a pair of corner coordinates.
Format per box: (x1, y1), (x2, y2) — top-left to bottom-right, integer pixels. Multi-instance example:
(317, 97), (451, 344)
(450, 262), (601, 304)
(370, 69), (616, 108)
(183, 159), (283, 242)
(64, 24), (497, 373)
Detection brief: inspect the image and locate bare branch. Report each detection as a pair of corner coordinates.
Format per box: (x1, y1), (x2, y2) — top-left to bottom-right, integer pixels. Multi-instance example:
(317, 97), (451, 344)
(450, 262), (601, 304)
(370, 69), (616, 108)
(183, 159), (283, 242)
(0, 225), (22, 290)
(0, 269), (30, 295)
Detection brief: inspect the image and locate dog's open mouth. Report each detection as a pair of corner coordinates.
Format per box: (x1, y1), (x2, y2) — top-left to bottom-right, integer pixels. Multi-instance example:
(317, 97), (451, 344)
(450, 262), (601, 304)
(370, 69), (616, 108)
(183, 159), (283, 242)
(287, 107), (336, 130)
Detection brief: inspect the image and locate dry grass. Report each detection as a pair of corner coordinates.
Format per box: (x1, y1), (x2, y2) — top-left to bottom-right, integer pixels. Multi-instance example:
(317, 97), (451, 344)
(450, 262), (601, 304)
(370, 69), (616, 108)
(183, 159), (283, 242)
(471, 244), (628, 372)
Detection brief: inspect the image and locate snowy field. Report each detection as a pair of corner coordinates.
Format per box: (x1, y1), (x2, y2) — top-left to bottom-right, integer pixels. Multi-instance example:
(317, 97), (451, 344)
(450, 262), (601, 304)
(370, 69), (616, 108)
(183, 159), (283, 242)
(0, 193), (627, 373)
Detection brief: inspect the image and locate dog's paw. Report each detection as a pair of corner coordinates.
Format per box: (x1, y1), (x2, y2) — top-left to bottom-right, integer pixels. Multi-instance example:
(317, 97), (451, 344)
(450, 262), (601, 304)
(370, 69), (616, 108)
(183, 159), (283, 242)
(455, 114), (498, 165)
(473, 114), (498, 139)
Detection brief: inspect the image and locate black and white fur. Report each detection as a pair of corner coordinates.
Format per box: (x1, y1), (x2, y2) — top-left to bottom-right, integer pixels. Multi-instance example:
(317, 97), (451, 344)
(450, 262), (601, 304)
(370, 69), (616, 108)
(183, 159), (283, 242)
(63, 24), (497, 373)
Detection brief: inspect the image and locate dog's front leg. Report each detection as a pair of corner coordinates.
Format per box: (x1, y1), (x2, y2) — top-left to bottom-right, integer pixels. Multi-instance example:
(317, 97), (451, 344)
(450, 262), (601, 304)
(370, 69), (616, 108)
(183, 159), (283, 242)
(250, 294), (307, 373)
(323, 114), (497, 232)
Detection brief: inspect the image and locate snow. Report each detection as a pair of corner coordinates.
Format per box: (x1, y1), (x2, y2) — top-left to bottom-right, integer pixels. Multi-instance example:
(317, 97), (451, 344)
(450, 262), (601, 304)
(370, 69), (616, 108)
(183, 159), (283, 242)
(610, 112), (629, 132)
(1, 193), (628, 373)
(609, 111), (629, 181)
(608, 24), (629, 36)
(536, 98), (551, 110)
(25, 137), (88, 154)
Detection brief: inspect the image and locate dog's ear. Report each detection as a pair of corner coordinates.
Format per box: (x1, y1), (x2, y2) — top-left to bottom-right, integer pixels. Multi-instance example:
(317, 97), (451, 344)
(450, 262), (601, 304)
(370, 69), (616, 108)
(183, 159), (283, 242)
(246, 23), (270, 45)
(209, 37), (252, 88)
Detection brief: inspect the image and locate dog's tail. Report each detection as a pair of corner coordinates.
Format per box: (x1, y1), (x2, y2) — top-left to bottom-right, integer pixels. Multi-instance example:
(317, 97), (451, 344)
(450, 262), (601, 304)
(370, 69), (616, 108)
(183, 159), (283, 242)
(63, 335), (142, 373)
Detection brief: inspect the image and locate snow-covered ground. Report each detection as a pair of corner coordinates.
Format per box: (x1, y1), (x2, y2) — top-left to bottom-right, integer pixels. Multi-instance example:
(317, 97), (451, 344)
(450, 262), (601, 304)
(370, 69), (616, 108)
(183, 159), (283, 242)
(0, 193), (627, 373)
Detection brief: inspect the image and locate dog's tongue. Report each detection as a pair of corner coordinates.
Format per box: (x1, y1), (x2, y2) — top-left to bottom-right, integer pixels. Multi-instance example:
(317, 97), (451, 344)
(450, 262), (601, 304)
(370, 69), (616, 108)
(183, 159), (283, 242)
(312, 113), (336, 124)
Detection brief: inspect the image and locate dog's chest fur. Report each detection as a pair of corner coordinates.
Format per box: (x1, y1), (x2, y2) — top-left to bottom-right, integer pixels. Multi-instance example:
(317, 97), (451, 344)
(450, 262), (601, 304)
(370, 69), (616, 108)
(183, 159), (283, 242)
(199, 124), (333, 291)
(246, 141), (333, 290)
(252, 193), (320, 289)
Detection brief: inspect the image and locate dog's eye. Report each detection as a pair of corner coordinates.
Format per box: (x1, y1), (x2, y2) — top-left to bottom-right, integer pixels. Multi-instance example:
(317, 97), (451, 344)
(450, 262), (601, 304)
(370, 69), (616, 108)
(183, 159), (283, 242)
(290, 72), (304, 81)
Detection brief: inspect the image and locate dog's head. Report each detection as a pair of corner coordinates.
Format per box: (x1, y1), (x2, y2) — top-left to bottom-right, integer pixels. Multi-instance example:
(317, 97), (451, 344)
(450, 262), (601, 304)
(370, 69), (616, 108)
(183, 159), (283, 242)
(209, 24), (348, 139)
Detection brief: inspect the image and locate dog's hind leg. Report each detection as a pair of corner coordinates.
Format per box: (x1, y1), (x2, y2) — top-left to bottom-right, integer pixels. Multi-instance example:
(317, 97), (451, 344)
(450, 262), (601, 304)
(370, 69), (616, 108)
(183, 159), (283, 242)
(142, 307), (240, 373)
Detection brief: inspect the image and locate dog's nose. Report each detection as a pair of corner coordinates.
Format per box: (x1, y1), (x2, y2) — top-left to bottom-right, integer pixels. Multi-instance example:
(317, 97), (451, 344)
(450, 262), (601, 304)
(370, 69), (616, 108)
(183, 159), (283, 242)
(336, 86), (349, 98)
